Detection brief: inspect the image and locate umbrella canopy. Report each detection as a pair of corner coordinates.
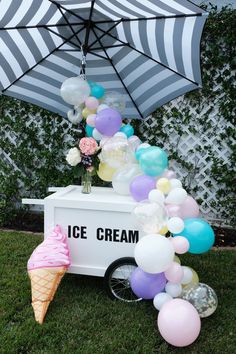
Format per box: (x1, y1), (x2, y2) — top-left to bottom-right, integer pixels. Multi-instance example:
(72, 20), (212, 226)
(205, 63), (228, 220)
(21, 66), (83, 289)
(0, 0), (208, 119)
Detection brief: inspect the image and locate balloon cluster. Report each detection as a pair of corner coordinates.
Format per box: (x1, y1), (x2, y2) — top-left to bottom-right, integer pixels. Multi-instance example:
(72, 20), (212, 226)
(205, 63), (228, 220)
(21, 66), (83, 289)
(61, 78), (218, 348)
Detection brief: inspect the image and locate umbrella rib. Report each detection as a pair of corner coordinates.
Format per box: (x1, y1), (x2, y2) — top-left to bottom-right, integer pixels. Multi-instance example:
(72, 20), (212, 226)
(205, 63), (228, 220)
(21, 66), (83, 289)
(91, 28), (143, 118)
(57, 5), (82, 46)
(87, 19), (122, 51)
(92, 44), (125, 51)
(83, 0), (96, 54)
(88, 13), (204, 24)
(93, 24), (199, 86)
(46, 27), (78, 48)
(47, 0), (86, 22)
(2, 26), (85, 93)
(0, 23), (85, 31)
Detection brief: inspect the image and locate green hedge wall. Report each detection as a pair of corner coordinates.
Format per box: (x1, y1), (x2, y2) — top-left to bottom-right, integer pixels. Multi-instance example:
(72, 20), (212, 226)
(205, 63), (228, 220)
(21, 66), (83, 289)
(0, 5), (235, 226)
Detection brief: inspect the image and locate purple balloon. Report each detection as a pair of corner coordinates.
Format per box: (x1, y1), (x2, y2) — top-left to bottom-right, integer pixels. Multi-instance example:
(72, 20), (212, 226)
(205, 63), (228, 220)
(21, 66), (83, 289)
(130, 267), (166, 299)
(95, 108), (122, 136)
(130, 175), (156, 201)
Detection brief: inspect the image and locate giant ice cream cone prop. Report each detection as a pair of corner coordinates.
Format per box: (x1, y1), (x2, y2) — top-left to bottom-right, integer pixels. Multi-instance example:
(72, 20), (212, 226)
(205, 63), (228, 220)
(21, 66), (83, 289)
(27, 225), (70, 324)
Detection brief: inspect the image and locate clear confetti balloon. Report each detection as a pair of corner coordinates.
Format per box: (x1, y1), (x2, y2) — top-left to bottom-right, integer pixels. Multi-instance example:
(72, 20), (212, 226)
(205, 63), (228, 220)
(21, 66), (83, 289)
(132, 201), (168, 233)
(181, 283), (218, 318)
(103, 91), (126, 113)
(100, 136), (134, 169)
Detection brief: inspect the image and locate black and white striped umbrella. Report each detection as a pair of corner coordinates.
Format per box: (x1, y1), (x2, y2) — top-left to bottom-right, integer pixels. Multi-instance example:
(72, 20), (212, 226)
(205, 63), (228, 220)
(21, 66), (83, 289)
(0, 0), (208, 119)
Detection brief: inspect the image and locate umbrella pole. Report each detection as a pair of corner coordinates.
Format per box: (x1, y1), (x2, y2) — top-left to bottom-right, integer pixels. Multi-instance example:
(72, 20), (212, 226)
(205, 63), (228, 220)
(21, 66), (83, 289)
(80, 45), (87, 81)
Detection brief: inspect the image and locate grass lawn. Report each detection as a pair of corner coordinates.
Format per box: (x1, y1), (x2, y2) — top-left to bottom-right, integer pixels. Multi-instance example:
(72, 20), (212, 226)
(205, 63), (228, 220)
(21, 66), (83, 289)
(0, 231), (235, 354)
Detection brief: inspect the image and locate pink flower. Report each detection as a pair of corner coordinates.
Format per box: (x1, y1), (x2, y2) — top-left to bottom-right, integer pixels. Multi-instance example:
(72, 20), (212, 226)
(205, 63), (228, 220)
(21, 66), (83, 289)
(79, 137), (98, 156)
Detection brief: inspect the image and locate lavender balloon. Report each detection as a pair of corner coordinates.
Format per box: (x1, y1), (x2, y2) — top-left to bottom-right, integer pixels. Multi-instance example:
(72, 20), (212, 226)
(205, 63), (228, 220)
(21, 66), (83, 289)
(95, 108), (122, 136)
(130, 175), (156, 201)
(130, 267), (166, 299)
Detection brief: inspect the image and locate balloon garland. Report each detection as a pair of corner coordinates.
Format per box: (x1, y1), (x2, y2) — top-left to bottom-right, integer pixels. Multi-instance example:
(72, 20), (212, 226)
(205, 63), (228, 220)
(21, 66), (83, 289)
(61, 77), (218, 348)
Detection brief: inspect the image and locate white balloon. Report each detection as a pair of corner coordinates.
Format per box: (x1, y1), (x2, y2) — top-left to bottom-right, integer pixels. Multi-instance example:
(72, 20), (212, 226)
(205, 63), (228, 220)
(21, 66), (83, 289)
(97, 104), (109, 113)
(99, 136), (110, 147)
(165, 282), (182, 297)
(92, 128), (103, 141)
(181, 266), (193, 285)
(114, 132), (127, 139)
(103, 91), (126, 113)
(165, 188), (187, 205)
(61, 77), (90, 105)
(153, 293), (173, 311)
(134, 235), (175, 274)
(170, 179), (182, 190)
(101, 136), (133, 169)
(148, 189), (165, 205)
(67, 108), (83, 124)
(137, 143), (150, 150)
(112, 164), (141, 195)
(133, 201), (168, 234)
(128, 135), (141, 151)
(167, 217), (185, 233)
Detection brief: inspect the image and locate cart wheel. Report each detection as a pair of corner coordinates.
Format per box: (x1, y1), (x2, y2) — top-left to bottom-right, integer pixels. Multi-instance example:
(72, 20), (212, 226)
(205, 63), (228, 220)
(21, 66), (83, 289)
(104, 257), (142, 302)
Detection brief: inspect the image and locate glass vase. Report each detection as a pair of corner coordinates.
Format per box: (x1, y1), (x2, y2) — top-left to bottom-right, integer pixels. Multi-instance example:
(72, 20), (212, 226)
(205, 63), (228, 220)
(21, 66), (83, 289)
(81, 170), (92, 194)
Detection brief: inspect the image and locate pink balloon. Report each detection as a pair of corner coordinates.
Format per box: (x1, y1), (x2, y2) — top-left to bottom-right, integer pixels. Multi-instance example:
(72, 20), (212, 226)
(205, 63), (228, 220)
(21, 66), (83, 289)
(158, 299), (201, 347)
(164, 262), (184, 283)
(171, 236), (190, 254)
(165, 204), (182, 218)
(86, 114), (96, 127)
(179, 196), (200, 219)
(85, 96), (99, 110)
(162, 169), (176, 179)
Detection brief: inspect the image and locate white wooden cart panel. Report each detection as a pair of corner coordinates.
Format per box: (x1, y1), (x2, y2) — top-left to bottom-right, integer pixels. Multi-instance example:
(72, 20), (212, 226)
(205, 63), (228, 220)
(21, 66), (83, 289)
(44, 186), (142, 277)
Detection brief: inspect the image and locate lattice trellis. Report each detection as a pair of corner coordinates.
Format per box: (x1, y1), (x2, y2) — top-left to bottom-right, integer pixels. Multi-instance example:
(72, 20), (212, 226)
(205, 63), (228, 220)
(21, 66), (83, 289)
(139, 91), (234, 223)
(0, 76), (234, 225)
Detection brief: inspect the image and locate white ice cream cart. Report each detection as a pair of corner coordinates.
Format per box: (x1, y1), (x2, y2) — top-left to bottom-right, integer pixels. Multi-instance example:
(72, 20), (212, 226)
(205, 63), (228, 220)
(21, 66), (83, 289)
(23, 185), (143, 302)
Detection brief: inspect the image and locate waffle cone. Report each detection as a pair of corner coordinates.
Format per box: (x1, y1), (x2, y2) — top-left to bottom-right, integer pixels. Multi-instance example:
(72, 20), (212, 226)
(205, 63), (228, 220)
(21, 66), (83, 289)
(28, 266), (67, 324)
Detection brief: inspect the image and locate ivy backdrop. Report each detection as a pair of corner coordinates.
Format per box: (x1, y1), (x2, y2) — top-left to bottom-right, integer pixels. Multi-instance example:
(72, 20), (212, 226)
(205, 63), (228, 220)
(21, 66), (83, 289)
(0, 6), (235, 227)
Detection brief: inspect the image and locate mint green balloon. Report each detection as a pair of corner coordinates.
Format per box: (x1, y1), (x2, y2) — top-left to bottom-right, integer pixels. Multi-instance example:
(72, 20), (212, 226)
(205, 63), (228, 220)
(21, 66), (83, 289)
(140, 147), (168, 176)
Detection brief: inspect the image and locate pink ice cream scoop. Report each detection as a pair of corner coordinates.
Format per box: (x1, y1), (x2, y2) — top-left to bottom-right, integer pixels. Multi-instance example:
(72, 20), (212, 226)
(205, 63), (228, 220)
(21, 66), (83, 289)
(27, 225), (71, 271)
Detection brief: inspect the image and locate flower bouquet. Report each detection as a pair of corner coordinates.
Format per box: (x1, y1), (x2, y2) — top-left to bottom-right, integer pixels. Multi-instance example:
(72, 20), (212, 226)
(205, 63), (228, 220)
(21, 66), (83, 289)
(66, 137), (100, 193)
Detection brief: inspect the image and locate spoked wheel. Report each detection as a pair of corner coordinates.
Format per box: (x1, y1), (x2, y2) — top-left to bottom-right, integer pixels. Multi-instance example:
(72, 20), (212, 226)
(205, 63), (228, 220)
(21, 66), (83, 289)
(104, 257), (142, 302)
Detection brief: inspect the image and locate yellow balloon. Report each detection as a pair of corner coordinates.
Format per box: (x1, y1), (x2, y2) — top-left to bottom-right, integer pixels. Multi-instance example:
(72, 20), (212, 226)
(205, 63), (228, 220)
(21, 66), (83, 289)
(156, 178), (171, 194)
(174, 255), (181, 264)
(82, 107), (96, 118)
(159, 225), (168, 235)
(97, 162), (116, 182)
(183, 267), (199, 288)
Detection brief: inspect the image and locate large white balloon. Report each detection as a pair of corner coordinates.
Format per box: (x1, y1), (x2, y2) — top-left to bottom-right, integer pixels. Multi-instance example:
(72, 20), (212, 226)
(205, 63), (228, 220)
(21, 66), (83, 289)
(134, 234), (175, 273)
(165, 188), (187, 205)
(133, 201), (168, 234)
(112, 164), (141, 195)
(148, 189), (165, 205)
(61, 77), (90, 105)
(170, 179), (182, 190)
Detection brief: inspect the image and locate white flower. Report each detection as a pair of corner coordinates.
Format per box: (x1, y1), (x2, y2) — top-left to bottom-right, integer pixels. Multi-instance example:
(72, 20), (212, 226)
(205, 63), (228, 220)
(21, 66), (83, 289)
(66, 147), (81, 166)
